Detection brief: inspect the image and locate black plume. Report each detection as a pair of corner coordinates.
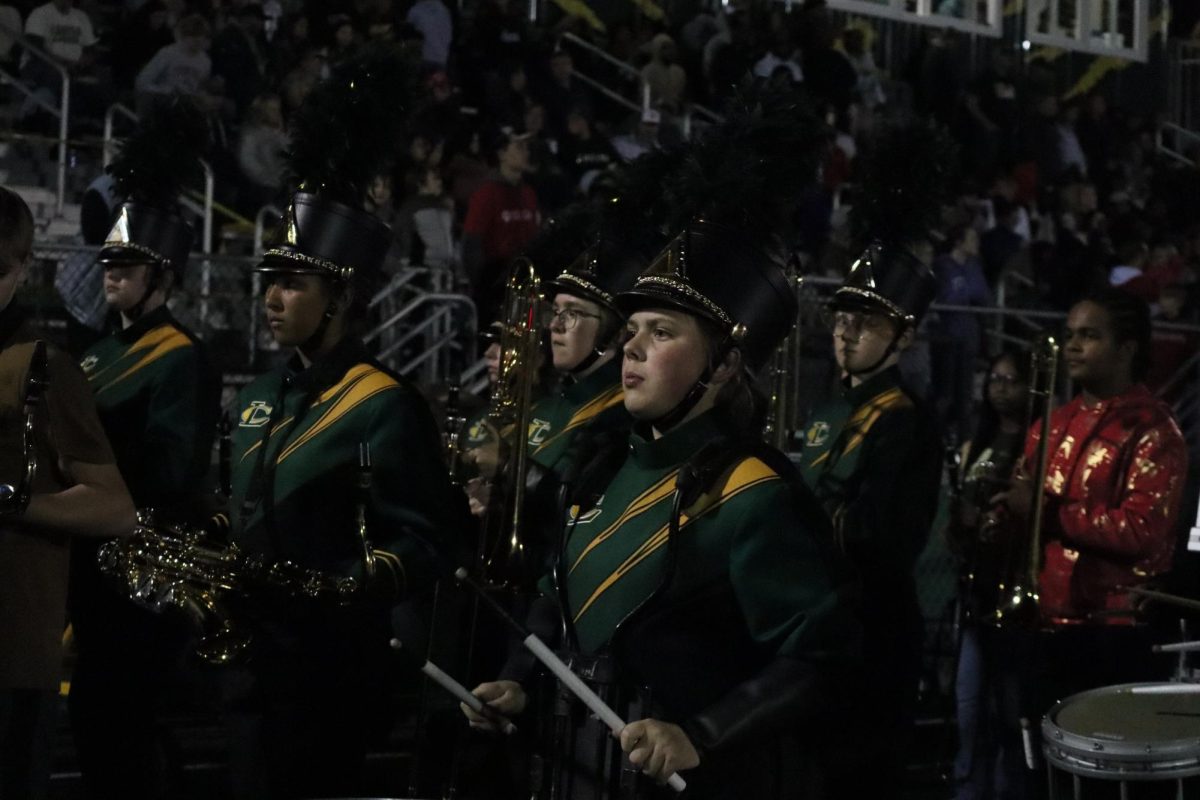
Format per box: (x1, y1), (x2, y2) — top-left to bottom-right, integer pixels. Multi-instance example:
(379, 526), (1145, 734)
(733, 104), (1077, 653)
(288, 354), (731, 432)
(522, 202), (597, 279)
(108, 95), (207, 208)
(665, 88), (828, 244)
(287, 44), (414, 206)
(849, 121), (959, 250)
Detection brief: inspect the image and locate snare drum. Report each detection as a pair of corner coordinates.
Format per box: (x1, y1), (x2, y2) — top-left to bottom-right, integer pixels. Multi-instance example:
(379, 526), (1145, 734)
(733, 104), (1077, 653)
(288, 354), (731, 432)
(1042, 683), (1200, 799)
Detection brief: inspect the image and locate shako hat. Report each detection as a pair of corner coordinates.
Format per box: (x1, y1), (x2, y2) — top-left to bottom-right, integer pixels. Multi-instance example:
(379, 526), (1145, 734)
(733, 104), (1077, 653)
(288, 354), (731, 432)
(98, 202), (194, 271)
(617, 219), (798, 372)
(255, 193), (391, 283)
(831, 242), (936, 326)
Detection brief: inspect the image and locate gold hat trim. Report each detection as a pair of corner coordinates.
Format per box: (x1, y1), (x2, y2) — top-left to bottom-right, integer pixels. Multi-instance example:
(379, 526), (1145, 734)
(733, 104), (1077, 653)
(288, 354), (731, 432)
(833, 286), (914, 324)
(260, 248), (355, 282)
(633, 275), (733, 326)
(99, 240), (169, 265)
(553, 273), (614, 305)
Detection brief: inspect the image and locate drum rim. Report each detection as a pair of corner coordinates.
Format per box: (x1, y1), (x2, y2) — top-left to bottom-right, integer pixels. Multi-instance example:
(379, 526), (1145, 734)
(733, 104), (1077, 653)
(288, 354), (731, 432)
(1042, 682), (1200, 777)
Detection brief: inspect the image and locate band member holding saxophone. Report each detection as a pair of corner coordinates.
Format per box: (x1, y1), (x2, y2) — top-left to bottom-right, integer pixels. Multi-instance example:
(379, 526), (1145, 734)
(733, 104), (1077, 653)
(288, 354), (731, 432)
(984, 287), (1188, 799)
(221, 50), (465, 798)
(796, 124), (949, 796)
(0, 187), (136, 799)
(68, 97), (222, 800)
(463, 96), (858, 800)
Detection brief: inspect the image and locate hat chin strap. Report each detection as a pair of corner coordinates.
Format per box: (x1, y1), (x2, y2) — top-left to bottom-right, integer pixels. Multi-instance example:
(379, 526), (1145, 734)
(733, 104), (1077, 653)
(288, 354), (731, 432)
(844, 327), (903, 378)
(124, 262), (164, 322)
(566, 346), (607, 378)
(299, 299), (339, 358)
(649, 367), (712, 433)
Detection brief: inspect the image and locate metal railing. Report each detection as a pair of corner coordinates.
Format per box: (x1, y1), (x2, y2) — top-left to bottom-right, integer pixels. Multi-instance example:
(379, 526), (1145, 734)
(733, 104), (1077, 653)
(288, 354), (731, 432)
(1167, 39), (1200, 134)
(559, 32), (725, 130)
(0, 21), (69, 214)
(1157, 122), (1200, 167)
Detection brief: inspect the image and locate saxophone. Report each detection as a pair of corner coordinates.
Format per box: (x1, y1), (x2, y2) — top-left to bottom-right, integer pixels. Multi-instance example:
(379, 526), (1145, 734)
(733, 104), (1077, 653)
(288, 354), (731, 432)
(1, 340), (48, 515)
(98, 439), (378, 665)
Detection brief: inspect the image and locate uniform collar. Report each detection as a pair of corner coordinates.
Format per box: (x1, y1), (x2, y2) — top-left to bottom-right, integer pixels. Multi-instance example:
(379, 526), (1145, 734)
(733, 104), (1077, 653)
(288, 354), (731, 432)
(114, 304), (173, 343)
(562, 356), (621, 403)
(629, 409), (728, 470)
(842, 364), (903, 406)
(285, 334), (371, 393)
(1074, 383), (1152, 413)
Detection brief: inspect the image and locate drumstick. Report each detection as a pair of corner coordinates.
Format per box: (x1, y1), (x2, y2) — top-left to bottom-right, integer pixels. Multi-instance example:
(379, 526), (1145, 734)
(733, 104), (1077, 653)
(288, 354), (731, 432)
(389, 638), (517, 735)
(454, 568), (688, 793)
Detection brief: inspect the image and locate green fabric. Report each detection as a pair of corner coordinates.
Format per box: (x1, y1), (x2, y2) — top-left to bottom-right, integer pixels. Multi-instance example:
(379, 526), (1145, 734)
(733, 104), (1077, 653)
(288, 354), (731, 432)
(562, 410), (844, 657)
(527, 357), (628, 476)
(228, 338), (456, 597)
(795, 367), (900, 492)
(80, 306), (219, 509)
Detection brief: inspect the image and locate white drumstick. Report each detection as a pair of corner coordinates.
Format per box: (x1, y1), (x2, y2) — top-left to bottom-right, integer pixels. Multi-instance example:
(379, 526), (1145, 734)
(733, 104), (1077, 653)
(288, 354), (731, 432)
(389, 638), (517, 735)
(524, 635), (688, 793)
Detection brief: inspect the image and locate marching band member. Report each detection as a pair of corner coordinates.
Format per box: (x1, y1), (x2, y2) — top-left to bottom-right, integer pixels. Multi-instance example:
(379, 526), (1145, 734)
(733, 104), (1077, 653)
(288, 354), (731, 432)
(464, 220), (858, 799)
(221, 51), (465, 799)
(0, 187), (136, 799)
(69, 101), (221, 799)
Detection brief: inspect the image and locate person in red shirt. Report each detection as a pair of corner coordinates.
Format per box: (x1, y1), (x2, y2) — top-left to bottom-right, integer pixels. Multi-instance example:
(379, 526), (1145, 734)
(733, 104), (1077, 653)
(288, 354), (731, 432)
(984, 287), (1189, 799)
(462, 125), (541, 320)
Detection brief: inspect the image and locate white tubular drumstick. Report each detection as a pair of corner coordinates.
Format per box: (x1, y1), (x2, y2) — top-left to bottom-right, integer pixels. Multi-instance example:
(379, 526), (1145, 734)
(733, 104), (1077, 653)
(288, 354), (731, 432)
(453, 568), (687, 793)
(389, 638), (517, 735)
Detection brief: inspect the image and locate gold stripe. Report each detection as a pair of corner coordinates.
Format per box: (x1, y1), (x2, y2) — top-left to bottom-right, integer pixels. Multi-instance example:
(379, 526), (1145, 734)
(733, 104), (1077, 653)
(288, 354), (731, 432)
(569, 470), (679, 573)
(532, 386), (625, 455)
(238, 415), (296, 463)
(276, 368), (400, 463)
(94, 326), (192, 394)
(809, 387), (905, 467)
(85, 324), (180, 384)
(573, 465), (778, 622)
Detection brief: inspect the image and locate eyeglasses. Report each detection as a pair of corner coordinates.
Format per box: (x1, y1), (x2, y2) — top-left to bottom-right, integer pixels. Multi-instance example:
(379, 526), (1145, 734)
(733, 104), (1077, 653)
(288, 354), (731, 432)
(547, 307), (602, 331)
(823, 309), (894, 338)
(987, 373), (1025, 386)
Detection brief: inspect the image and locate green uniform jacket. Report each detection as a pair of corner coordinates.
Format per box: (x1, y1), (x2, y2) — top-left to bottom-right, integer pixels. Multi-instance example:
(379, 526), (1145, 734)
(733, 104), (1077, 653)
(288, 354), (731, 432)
(526, 357), (629, 477)
(540, 411), (856, 797)
(229, 336), (459, 603)
(80, 305), (220, 512)
(796, 365), (942, 582)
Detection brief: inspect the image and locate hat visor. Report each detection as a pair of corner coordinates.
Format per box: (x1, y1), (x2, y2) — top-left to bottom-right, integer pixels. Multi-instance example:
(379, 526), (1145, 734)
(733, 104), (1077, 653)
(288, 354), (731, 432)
(253, 250), (334, 275)
(614, 285), (728, 328)
(96, 244), (163, 267)
(830, 287), (911, 322)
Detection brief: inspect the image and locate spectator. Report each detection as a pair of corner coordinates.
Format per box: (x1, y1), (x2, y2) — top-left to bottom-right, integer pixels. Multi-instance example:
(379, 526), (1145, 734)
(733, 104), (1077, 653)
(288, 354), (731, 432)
(485, 61), (534, 128)
(0, 4), (22, 71)
(269, 12), (310, 78)
(444, 126), (490, 215)
(20, 0), (96, 122)
(327, 13), (358, 63)
(1109, 237), (1150, 296)
(111, 0), (183, 88)
(980, 198), (1026, 287)
(397, 164), (460, 277)
(1146, 283), (1199, 399)
(236, 92), (288, 213)
(462, 126), (540, 320)
(281, 45), (326, 115)
(611, 108), (662, 162)
(843, 27), (884, 109)
(753, 29), (802, 85)
(212, 1), (266, 115)
(640, 33), (687, 113)
(522, 100), (572, 212)
(406, 0), (452, 70)
(558, 106), (619, 194)
(931, 224), (993, 443)
(539, 49), (592, 139)
(134, 14), (214, 104)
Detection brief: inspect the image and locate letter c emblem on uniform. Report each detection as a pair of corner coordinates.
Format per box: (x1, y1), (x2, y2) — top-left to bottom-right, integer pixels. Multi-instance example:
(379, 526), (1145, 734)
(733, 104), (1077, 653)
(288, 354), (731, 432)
(240, 400), (274, 428)
(806, 421), (830, 448)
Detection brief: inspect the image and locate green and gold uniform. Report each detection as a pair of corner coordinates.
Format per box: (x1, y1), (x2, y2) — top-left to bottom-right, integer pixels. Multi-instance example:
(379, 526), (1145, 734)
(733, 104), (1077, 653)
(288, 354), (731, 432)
(70, 304), (220, 800)
(224, 336), (462, 798)
(533, 411), (855, 798)
(526, 357), (628, 476)
(796, 364), (941, 794)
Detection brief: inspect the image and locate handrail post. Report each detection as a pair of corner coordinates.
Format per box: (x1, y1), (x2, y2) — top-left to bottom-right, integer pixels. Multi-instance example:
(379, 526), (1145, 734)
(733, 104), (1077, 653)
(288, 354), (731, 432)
(56, 71), (69, 215)
(198, 158), (214, 327)
(254, 204), (281, 255)
(102, 105), (115, 167)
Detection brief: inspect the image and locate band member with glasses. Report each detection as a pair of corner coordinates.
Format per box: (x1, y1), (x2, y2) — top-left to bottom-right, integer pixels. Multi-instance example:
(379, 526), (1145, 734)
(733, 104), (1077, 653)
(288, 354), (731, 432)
(464, 221), (857, 798)
(1, 186), (136, 800)
(797, 244), (944, 796)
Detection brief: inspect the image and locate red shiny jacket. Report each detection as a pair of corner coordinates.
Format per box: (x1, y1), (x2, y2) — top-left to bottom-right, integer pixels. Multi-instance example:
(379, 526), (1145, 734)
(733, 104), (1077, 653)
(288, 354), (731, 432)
(1024, 385), (1187, 623)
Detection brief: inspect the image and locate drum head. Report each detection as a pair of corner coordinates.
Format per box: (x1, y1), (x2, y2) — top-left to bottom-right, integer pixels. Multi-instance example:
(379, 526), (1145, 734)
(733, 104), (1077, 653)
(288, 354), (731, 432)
(1043, 683), (1200, 780)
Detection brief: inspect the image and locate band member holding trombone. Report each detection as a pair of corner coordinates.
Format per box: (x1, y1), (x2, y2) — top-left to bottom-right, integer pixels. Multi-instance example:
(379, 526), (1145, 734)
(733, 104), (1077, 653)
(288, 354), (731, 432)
(0, 187), (136, 798)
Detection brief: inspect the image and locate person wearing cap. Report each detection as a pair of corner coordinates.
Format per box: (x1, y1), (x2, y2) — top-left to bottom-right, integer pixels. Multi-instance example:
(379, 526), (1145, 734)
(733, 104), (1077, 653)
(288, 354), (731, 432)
(69, 200), (222, 800)
(464, 221), (856, 798)
(462, 125), (540, 322)
(222, 191), (465, 798)
(796, 243), (944, 796)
